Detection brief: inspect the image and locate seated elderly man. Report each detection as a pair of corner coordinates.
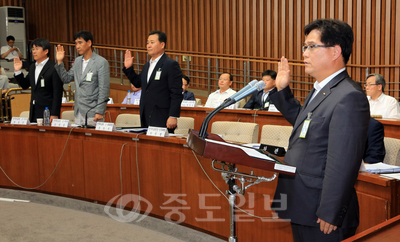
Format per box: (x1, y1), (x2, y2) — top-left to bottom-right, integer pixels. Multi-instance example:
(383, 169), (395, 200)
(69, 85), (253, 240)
(365, 73), (400, 119)
(205, 72), (238, 108)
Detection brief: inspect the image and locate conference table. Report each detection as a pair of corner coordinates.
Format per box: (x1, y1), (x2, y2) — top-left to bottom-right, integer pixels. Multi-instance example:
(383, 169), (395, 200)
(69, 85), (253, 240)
(0, 121), (399, 241)
(61, 103), (400, 140)
(0, 104), (398, 241)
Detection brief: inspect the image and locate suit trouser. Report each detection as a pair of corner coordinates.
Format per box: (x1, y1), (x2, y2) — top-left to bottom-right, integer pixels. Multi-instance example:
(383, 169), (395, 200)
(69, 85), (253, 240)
(291, 223), (357, 242)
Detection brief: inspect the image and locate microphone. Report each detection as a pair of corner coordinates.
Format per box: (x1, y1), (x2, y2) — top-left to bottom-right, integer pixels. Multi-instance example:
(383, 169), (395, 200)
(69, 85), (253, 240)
(198, 81), (266, 138)
(227, 79), (258, 102)
(84, 98), (110, 128)
(231, 80), (266, 102)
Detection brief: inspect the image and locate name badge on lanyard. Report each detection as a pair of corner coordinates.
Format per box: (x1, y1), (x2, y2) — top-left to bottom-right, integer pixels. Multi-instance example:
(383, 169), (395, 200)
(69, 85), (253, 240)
(155, 68), (162, 80)
(299, 112), (312, 138)
(40, 77), (45, 87)
(86, 71), (93, 81)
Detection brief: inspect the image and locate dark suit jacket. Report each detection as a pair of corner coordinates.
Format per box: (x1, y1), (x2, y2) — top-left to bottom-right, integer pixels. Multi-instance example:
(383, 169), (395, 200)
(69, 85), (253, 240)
(363, 118), (386, 163)
(123, 54), (183, 128)
(243, 88), (276, 109)
(183, 90), (195, 100)
(15, 59), (63, 122)
(270, 70), (370, 228)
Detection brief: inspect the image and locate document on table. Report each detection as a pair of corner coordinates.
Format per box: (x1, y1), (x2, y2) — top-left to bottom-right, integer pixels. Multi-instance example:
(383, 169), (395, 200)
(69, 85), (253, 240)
(380, 173), (400, 180)
(364, 162), (400, 174)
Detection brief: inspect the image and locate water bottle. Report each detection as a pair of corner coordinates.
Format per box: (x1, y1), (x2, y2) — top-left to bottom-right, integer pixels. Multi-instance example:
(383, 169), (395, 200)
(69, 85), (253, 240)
(43, 107), (50, 126)
(127, 90), (131, 105)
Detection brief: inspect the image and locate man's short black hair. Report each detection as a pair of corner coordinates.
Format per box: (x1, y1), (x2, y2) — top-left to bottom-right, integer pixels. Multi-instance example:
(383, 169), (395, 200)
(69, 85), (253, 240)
(262, 70), (277, 80)
(149, 30), (167, 46)
(182, 75), (190, 85)
(221, 72), (233, 81)
(6, 35), (15, 42)
(74, 30), (94, 45)
(31, 38), (51, 57)
(304, 19), (354, 64)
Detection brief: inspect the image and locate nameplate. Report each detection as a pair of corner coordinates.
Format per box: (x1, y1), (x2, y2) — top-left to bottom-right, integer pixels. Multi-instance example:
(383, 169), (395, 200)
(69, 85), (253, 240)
(181, 100), (196, 107)
(146, 126), (169, 137)
(51, 119), (71, 128)
(133, 99), (140, 105)
(107, 98), (114, 104)
(268, 104), (279, 112)
(11, 117), (30, 125)
(95, 122), (116, 132)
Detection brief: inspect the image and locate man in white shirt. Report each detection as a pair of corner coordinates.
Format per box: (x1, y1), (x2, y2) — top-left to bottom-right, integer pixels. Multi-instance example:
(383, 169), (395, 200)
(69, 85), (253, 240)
(1, 36), (23, 60)
(55, 31), (110, 126)
(14, 38), (63, 122)
(365, 73), (400, 119)
(122, 84), (142, 104)
(205, 72), (238, 108)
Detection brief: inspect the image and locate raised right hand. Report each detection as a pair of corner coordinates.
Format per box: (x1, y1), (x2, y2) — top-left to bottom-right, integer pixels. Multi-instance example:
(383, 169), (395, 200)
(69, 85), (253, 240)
(14, 57), (23, 72)
(56, 45), (65, 64)
(275, 56), (291, 91)
(124, 50), (134, 68)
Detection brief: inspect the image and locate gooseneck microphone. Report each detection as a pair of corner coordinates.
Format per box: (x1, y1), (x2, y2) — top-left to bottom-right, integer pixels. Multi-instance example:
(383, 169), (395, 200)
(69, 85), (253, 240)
(199, 80), (266, 138)
(226, 79), (258, 102)
(84, 98), (110, 128)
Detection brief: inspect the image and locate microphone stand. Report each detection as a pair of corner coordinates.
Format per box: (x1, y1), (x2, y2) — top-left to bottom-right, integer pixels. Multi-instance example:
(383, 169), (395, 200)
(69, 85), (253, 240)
(84, 99), (109, 128)
(199, 98), (236, 139)
(199, 80), (265, 139)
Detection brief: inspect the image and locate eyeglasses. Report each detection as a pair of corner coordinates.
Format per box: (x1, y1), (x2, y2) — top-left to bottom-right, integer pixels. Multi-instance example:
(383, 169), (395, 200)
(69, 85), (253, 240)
(364, 84), (379, 88)
(31, 47), (43, 52)
(302, 45), (334, 53)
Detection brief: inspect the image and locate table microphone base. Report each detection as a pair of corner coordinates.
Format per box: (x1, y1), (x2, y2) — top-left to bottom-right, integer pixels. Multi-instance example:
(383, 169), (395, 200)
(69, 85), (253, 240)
(83, 125), (96, 129)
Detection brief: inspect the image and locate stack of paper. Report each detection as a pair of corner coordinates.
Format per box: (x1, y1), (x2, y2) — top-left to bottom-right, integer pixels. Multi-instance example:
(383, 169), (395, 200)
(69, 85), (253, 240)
(364, 162), (400, 174)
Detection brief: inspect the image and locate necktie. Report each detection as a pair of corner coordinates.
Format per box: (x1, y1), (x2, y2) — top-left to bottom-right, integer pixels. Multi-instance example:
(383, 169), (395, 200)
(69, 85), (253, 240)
(305, 88), (316, 107)
(262, 93), (270, 110)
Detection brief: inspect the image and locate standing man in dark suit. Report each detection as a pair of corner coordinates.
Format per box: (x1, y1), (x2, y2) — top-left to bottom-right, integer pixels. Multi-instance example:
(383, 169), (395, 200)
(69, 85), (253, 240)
(243, 69), (277, 110)
(123, 31), (183, 132)
(270, 19), (370, 242)
(13, 38), (63, 123)
(182, 75), (195, 100)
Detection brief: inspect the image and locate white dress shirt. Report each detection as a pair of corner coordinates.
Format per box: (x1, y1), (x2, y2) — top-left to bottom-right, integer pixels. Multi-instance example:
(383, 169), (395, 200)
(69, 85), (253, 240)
(35, 58), (49, 85)
(147, 54), (164, 82)
(368, 93), (400, 119)
(204, 88), (238, 108)
(308, 68), (346, 104)
(82, 58), (90, 74)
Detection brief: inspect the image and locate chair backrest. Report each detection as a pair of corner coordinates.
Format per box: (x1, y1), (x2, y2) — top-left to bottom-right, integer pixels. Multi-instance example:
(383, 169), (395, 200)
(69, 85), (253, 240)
(238, 99), (246, 108)
(175, 117), (195, 135)
(9, 93), (31, 120)
(195, 98), (201, 106)
(61, 110), (75, 124)
(115, 114), (141, 128)
(19, 111), (30, 118)
(211, 121), (259, 143)
(383, 137), (400, 166)
(260, 125), (293, 147)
